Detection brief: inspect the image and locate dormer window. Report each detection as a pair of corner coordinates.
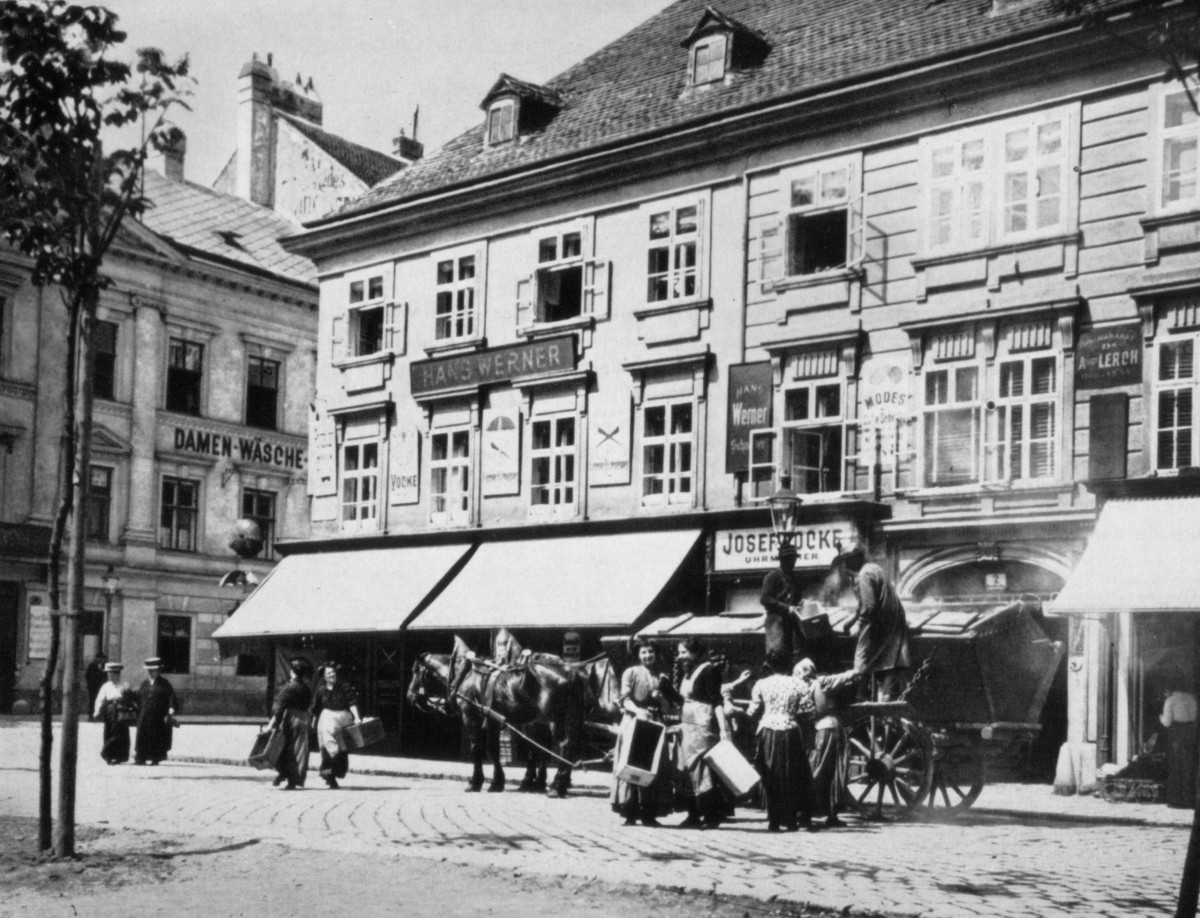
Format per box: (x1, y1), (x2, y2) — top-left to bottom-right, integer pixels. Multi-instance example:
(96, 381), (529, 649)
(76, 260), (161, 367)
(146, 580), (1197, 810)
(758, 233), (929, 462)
(681, 8), (769, 89)
(692, 34), (728, 85)
(488, 99), (515, 146)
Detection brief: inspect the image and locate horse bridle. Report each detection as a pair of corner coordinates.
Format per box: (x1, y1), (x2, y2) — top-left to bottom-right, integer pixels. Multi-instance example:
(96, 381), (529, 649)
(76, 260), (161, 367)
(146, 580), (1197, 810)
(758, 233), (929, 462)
(411, 654), (451, 716)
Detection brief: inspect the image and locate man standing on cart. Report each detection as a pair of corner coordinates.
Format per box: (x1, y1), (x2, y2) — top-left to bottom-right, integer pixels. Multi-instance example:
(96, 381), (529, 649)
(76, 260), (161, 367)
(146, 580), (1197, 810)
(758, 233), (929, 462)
(760, 542), (806, 669)
(836, 540), (911, 701)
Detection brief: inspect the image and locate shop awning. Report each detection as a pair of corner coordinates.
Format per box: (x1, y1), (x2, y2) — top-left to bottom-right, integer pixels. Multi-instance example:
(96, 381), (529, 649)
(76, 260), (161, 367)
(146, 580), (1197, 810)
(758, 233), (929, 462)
(213, 544), (472, 653)
(407, 529), (702, 631)
(1048, 497), (1200, 615)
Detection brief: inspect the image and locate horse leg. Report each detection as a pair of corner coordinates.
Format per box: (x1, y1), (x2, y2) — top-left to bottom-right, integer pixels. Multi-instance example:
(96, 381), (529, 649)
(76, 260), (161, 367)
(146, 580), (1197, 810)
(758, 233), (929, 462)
(466, 716), (484, 793)
(487, 724), (505, 793)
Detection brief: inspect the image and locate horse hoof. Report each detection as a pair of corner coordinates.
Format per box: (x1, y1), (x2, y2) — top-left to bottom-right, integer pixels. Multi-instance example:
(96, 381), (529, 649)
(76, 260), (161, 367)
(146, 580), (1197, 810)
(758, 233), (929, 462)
(487, 783), (505, 793)
(517, 782), (535, 793)
(466, 784), (482, 793)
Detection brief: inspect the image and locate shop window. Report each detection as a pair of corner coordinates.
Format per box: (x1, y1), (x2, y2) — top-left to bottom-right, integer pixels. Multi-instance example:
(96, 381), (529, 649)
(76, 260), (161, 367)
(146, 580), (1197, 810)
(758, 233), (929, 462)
(93, 320), (117, 401)
(240, 487), (276, 557)
(245, 355), (280, 430)
(923, 364), (981, 486)
(156, 614), (191, 675)
(435, 255), (477, 342)
(986, 354), (1058, 481)
(488, 99), (515, 145)
(86, 465), (112, 541)
(642, 401), (693, 505)
(530, 416), (576, 514)
(691, 34), (727, 85)
(341, 441), (379, 531)
(1159, 85), (1199, 211)
(165, 338), (203, 415)
(646, 203), (701, 305)
(430, 429), (471, 525)
(159, 476), (199, 552)
(1156, 337), (1196, 470)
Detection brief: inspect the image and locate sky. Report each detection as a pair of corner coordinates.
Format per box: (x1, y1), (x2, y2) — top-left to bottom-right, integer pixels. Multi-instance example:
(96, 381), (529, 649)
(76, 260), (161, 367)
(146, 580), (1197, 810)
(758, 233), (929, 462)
(100, 0), (673, 186)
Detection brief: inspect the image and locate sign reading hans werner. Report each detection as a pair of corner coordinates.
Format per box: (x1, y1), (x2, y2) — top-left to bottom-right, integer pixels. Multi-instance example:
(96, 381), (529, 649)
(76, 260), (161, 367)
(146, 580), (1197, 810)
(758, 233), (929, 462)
(714, 525), (850, 571)
(166, 424), (306, 471)
(411, 335), (577, 396)
(726, 362), (773, 474)
(1076, 323), (1141, 389)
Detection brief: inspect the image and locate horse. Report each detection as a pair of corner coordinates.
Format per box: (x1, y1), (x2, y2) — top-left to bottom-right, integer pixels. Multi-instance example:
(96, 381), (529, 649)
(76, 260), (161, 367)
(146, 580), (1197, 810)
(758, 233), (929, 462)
(406, 639), (588, 796)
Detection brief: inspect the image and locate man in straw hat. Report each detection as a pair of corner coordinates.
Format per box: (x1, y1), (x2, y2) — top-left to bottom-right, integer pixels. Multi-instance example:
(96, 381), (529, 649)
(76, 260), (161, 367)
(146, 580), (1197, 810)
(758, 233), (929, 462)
(134, 657), (179, 765)
(760, 541), (806, 668)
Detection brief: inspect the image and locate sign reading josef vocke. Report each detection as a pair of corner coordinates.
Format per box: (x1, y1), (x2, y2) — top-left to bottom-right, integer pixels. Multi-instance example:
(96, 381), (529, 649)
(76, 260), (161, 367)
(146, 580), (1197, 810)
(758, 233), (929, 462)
(1076, 323), (1141, 389)
(411, 335), (576, 396)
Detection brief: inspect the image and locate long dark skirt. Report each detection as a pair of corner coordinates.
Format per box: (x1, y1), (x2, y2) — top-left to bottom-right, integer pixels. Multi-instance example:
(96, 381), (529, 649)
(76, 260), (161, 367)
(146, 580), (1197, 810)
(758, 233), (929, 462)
(1166, 721), (1197, 809)
(135, 719), (173, 764)
(610, 717), (674, 820)
(101, 715), (131, 764)
(276, 710), (311, 787)
(754, 726), (812, 828)
(809, 720), (845, 818)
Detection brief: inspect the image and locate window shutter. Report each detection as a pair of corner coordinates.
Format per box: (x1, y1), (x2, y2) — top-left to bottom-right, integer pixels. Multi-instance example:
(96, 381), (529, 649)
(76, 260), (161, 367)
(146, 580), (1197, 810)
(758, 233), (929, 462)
(330, 312), (346, 361)
(384, 302), (406, 355)
(583, 259), (610, 320)
(695, 198), (707, 299)
(847, 191), (866, 267)
(515, 274), (534, 331)
(759, 220), (784, 283)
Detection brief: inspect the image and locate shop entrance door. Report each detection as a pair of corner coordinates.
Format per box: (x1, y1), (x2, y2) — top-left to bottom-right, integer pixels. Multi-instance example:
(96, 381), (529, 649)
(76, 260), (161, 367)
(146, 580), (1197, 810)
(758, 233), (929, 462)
(0, 582), (18, 713)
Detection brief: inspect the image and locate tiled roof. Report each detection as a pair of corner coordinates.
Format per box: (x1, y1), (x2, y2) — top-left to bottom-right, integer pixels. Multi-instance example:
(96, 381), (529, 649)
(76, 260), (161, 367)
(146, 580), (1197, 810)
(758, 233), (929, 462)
(277, 112), (407, 187)
(331, 0), (1116, 221)
(480, 74), (565, 111)
(138, 170), (316, 288)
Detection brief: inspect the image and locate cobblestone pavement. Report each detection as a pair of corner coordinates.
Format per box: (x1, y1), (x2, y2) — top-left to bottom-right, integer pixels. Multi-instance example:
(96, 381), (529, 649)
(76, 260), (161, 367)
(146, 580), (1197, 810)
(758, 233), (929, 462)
(0, 720), (1186, 917)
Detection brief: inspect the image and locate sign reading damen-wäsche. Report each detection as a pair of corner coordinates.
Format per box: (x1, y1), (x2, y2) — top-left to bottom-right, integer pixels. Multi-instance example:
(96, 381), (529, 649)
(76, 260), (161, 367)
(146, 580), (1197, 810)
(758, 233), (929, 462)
(410, 335), (576, 396)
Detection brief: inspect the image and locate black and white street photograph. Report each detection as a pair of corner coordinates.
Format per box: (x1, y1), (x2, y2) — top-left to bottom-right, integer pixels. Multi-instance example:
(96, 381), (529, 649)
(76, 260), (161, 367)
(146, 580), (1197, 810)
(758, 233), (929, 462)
(1, 1), (1199, 915)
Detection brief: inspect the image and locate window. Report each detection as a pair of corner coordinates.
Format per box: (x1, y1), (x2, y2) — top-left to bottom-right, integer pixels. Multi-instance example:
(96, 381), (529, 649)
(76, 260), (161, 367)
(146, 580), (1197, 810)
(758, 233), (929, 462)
(93, 320), (117, 400)
(159, 476), (199, 551)
(435, 255), (477, 341)
(748, 374), (846, 498)
(691, 34), (727, 85)
(535, 231), (584, 323)
(1156, 337), (1196, 470)
(431, 430), (471, 525)
(245, 355), (280, 430)
(922, 107), (1073, 253)
(647, 204), (700, 304)
(86, 465), (112, 541)
(341, 442), (379, 530)
(166, 338), (203, 415)
(783, 161), (863, 276)
(349, 274), (385, 357)
(1159, 86), (1199, 211)
(985, 355), (1058, 481)
(241, 488), (277, 556)
(531, 417), (576, 513)
(156, 614), (191, 675)
(488, 99), (515, 145)
(642, 401), (693, 505)
(923, 364), (981, 486)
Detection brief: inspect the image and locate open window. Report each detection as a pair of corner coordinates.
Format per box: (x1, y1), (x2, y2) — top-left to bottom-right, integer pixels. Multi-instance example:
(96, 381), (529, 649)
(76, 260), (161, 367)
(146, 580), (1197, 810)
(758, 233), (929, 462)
(332, 267), (403, 362)
(516, 220), (608, 331)
(749, 377), (846, 497)
(762, 157), (864, 283)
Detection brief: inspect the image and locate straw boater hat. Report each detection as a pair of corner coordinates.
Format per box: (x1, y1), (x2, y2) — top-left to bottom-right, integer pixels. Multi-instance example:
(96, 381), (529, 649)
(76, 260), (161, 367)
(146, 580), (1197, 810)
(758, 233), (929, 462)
(103, 662), (123, 673)
(144, 657), (163, 669)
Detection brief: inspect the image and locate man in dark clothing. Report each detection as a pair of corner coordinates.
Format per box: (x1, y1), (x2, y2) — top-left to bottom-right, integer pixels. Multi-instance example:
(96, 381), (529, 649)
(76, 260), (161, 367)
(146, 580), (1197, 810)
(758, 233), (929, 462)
(85, 652), (107, 721)
(134, 657), (179, 765)
(836, 543), (911, 700)
(760, 542), (806, 668)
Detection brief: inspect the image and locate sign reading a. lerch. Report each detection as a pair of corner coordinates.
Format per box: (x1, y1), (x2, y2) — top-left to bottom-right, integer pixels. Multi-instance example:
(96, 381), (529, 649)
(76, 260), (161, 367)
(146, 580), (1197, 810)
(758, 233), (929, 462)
(1076, 323), (1142, 389)
(410, 335), (576, 396)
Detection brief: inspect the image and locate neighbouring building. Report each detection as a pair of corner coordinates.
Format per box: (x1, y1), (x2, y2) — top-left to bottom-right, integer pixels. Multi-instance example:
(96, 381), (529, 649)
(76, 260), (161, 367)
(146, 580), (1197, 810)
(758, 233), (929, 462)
(0, 55), (409, 715)
(219, 0), (1199, 780)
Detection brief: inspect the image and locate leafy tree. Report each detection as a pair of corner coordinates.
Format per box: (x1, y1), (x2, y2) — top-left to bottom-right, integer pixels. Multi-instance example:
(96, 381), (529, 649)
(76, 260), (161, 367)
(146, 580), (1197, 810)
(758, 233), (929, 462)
(0, 1), (189, 857)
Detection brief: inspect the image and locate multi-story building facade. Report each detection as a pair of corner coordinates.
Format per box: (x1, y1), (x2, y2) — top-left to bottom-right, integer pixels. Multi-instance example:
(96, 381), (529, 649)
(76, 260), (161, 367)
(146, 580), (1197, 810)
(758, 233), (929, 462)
(223, 0), (1198, 776)
(0, 56), (408, 715)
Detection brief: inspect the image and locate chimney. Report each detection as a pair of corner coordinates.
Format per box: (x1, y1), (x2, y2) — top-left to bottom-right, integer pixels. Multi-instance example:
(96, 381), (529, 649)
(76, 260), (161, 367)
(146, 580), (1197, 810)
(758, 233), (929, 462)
(236, 52), (277, 208)
(162, 131), (186, 182)
(392, 130), (424, 166)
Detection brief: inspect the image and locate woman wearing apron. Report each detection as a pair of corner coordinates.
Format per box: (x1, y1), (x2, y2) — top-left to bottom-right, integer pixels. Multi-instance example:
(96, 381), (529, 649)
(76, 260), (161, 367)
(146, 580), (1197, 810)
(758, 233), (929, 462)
(661, 638), (730, 829)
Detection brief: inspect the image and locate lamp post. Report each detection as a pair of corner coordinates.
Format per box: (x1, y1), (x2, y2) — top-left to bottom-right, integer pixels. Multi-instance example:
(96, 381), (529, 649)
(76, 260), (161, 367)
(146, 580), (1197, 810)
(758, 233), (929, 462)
(764, 476), (803, 549)
(100, 566), (121, 657)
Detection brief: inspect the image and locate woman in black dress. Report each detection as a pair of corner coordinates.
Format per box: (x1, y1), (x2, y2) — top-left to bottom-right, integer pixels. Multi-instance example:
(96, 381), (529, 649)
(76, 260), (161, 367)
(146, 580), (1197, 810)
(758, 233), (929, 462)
(311, 663), (362, 789)
(268, 657), (314, 790)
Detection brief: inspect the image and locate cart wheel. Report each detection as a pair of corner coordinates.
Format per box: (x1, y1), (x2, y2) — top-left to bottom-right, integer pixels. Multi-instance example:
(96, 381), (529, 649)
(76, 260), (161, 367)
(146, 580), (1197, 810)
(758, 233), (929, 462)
(842, 715), (934, 817)
(923, 737), (985, 813)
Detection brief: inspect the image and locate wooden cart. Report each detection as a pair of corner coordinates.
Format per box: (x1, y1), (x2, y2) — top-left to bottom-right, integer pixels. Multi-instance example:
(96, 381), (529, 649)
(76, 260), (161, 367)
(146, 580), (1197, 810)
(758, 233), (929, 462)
(605, 599), (1063, 817)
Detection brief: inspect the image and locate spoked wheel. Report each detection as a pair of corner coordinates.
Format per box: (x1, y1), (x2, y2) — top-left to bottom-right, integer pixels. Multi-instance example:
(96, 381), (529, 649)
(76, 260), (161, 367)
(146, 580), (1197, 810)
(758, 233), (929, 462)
(923, 734), (985, 813)
(843, 715), (934, 817)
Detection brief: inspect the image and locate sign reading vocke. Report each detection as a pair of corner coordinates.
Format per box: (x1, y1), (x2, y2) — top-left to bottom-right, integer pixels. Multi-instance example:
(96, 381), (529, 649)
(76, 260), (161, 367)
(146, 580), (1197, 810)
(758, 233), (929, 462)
(1076, 323), (1141, 389)
(410, 335), (576, 396)
(726, 362), (773, 474)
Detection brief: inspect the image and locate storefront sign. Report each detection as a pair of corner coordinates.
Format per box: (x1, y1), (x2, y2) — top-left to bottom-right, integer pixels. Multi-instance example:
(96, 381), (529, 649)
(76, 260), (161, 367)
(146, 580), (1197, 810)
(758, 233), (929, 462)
(26, 594), (50, 660)
(858, 357), (913, 460)
(589, 401), (631, 486)
(388, 426), (420, 505)
(482, 411), (521, 497)
(1076, 323), (1141, 389)
(168, 425), (306, 471)
(410, 335), (576, 396)
(309, 406), (337, 497)
(714, 526), (850, 572)
(726, 362), (773, 474)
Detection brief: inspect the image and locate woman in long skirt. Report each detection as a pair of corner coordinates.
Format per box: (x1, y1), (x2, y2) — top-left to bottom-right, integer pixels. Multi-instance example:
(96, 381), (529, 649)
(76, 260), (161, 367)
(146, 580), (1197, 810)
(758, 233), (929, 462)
(269, 657), (314, 790)
(610, 641), (673, 827)
(1161, 680), (1198, 809)
(747, 649), (812, 831)
(93, 662), (133, 765)
(311, 662), (362, 789)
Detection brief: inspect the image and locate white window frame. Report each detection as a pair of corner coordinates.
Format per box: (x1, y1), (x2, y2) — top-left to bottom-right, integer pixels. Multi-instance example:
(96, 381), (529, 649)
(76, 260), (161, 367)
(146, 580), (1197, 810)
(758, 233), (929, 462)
(643, 193), (708, 307)
(748, 375), (847, 498)
(690, 33), (728, 85)
(922, 361), (983, 488)
(430, 428), (472, 527)
(641, 399), (694, 506)
(763, 155), (865, 283)
(332, 266), (402, 363)
(918, 104), (1077, 256)
(515, 218), (609, 331)
(1154, 334), (1198, 472)
(340, 440), (380, 532)
(1153, 78), (1200, 215)
(985, 351), (1059, 483)
(488, 99), (515, 145)
(434, 249), (481, 344)
(529, 414), (577, 518)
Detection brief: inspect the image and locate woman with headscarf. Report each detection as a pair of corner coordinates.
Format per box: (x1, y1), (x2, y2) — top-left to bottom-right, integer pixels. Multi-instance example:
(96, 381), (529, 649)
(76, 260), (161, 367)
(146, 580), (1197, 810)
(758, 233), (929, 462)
(747, 649), (812, 831)
(311, 662), (362, 789)
(268, 657), (314, 790)
(93, 661), (135, 765)
(660, 637), (730, 829)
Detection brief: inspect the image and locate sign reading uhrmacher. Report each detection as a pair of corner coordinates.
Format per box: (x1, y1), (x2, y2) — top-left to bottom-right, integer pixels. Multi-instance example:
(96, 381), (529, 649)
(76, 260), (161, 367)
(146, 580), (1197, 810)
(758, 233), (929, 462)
(1076, 323), (1141, 389)
(726, 361), (773, 474)
(410, 335), (576, 396)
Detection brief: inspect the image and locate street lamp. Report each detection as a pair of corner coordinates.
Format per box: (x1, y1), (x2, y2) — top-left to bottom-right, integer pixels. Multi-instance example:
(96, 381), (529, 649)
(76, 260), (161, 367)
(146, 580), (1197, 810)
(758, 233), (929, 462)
(100, 565), (121, 655)
(764, 476), (803, 548)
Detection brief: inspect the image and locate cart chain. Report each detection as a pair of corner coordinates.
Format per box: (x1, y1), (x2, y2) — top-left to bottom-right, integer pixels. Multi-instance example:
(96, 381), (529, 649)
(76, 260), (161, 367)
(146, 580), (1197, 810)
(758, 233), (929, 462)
(896, 651), (934, 703)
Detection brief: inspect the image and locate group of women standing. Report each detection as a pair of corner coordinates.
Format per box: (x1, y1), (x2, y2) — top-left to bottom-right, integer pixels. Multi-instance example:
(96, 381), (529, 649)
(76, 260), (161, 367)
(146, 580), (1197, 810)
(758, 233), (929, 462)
(93, 657), (179, 767)
(267, 658), (363, 790)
